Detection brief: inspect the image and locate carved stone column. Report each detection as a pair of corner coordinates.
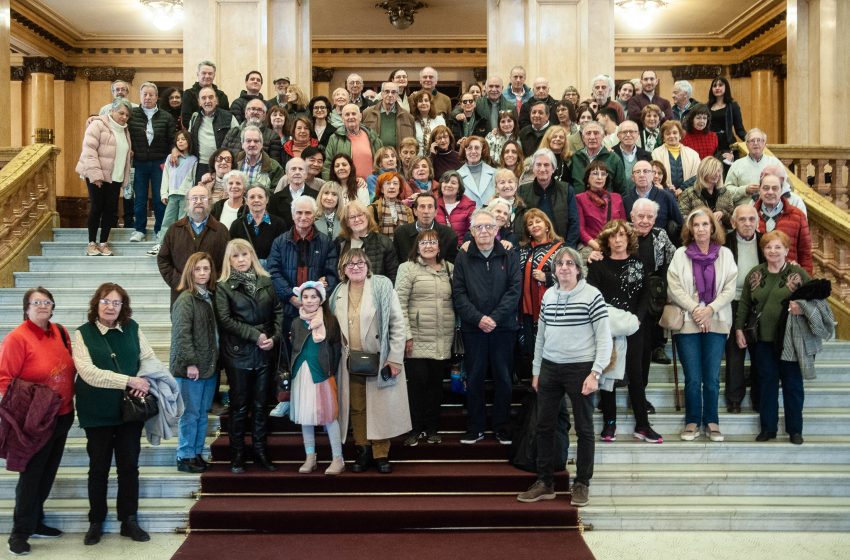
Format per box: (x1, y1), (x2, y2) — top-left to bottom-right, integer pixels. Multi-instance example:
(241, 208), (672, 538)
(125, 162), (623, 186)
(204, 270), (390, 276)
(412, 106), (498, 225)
(21, 57), (62, 146)
(731, 55), (783, 143)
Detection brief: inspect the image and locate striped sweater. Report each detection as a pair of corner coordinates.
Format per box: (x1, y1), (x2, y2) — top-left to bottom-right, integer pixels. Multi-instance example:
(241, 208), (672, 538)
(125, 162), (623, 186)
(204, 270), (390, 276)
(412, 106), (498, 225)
(532, 279), (613, 377)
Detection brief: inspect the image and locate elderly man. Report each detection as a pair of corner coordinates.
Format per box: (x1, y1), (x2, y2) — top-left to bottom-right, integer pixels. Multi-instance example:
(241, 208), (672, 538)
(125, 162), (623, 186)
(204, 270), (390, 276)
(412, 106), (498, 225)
(98, 80), (138, 115)
(518, 100), (552, 155)
(753, 173), (812, 273)
(221, 99), (282, 162)
(503, 66), (533, 112)
(518, 148), (579, 247)
(724, 204), (765, 414)
(453, 208), (521, 445)
(266, 195), (339, 346)
(626, 69), (673, 123)
(591, 74), (625, 123)
(127, 82), (176, 243)
(182, 60), (230, 127)
(569, 121), (628, 195)
(269, 157), (319, 229)
(157, 185), (230, 304)
(234, 126), (284, 191)
(187, 86), (238, 181)
(760, 164), (807, 215)
(275, 146), (326, 194)
(322, 104), (383, 180)
(518, 77), (559, 129)
(417, 67), (453, 117)
(470, 76), (514, 131)
(393, 192), (458, 263)
(623, 160), (682, 237)
(265, 77), (291, 109)
(612, 120), (652, 188)
(346, 73), (373, 112)
(671, 81), (696, 122)
(362, 82), (416, 149)
(229, 70), (265, 124)
(725, 128), (782, 206)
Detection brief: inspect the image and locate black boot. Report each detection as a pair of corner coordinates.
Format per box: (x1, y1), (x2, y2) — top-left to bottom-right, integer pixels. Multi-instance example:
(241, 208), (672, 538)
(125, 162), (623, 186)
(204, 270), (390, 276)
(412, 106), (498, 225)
(83, 523), (102, 545)
(120, 515), (150, 542)
(374, 457), (393, 474)
(230, 450), (246, 474)
(352, 445), (373, 473)
(253, 449), (278, 471)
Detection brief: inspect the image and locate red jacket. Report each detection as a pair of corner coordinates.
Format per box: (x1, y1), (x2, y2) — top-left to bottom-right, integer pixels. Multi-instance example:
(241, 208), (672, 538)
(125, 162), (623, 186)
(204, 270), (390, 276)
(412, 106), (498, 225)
(435, 195), (476, 246)
(0, 378), (61, 472)
(754, 199), (813, 274)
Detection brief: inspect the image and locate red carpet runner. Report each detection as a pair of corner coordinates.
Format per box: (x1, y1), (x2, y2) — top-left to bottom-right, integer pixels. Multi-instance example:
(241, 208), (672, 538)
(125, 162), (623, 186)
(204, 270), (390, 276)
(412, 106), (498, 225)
(172, 389), (595, 559)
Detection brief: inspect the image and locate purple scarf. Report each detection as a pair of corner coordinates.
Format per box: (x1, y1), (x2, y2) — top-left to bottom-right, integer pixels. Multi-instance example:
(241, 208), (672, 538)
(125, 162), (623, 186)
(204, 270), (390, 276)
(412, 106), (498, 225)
(685, 241), (721, 304)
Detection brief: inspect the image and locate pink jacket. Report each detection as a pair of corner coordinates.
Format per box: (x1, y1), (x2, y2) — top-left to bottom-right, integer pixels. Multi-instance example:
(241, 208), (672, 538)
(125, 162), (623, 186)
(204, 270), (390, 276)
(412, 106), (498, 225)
(74, 115), (132, 186)
(435, 195), (476, 246)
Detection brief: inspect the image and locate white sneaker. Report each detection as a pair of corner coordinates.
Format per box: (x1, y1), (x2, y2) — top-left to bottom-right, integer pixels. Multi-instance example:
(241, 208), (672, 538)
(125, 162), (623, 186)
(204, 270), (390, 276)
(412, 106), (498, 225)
(146, 243), (161, 256)
(86, 242), (100, 256)
(129, 231), (145, 242)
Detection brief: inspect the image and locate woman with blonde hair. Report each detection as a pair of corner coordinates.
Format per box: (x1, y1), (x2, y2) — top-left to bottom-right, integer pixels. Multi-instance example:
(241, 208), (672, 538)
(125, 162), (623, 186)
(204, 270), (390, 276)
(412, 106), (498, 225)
(314, 182), (344, 239)
(366, 146), (400, 198)
(215, 239), (284, 473)
(285, 84), (309, 120)
(538, 125), (571, 183)
(678, 156), (735, 228)
(337, 200), (399, 283)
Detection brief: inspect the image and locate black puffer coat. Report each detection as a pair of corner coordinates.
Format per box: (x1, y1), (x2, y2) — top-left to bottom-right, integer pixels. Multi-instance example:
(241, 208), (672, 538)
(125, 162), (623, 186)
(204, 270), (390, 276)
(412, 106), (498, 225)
(128, 107), (176, 162)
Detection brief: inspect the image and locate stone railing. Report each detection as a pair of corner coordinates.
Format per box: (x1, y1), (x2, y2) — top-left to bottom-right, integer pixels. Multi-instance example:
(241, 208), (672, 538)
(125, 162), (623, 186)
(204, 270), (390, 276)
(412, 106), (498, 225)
(769, 145), (849, 212)
(0, 144), (61, 287)
(755, 145), (850, 339)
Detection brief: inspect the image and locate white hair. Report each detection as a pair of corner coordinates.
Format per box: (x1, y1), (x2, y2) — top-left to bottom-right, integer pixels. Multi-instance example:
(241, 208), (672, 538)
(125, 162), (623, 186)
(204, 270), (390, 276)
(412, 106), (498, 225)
(532, 148), (557, 168)
(631, 197), (660, 217)
(240, 125), (262, 143)
(291, 194), (318, 217)
(673, 80), (693, 97)
(139, 81), (158, 95)
(745, 128), (767, 142)
(591, 74), (615, 94)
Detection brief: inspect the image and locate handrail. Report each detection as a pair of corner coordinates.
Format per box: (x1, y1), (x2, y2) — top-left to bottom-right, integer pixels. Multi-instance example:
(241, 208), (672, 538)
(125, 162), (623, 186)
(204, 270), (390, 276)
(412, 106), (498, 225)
(0, 144), (62, 288)
(767, 144), (849, 212)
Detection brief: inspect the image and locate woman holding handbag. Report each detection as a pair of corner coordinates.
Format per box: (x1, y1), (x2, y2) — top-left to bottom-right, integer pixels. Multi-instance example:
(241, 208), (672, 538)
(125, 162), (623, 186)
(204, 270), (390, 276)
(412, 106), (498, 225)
(72, 283), (157, 545)
(667, 209), (737, 442)
(329, 248), (410, 474)
(395, 230), (455, 446)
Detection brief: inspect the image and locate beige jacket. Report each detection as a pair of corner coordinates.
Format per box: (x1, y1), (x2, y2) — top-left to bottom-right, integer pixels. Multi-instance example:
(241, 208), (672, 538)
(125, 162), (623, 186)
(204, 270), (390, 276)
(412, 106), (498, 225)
(395, 259), (455, 360)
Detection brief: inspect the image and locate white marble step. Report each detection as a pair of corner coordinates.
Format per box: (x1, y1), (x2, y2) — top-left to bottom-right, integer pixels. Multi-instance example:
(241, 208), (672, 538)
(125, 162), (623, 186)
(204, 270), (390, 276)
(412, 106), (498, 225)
(0, 286), (172, 306)
(52, 228), (157, 243)
(0, 304), (172, 326)
(646, 361), (850, 384)
(0, 467), (200, 499)
(57, 438), (184, 468)
(42, 241), (161, 257)
(14, 271), (166, 288)
(0, 498), (192, 534)
(623, 384), (850, 409)
(28, 256), (162, 273)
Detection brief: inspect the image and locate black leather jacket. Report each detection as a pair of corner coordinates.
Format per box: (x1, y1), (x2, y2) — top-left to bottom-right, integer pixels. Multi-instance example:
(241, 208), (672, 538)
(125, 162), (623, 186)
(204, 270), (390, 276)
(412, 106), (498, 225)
(214, 274), (284, 369)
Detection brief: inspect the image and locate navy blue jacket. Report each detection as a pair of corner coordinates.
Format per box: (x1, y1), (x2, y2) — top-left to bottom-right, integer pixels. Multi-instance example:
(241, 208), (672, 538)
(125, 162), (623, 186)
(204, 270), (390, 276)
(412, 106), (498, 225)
(623, 185), (683, 233)
(452, 240), (521, 333)
(266, 227), (339, 318)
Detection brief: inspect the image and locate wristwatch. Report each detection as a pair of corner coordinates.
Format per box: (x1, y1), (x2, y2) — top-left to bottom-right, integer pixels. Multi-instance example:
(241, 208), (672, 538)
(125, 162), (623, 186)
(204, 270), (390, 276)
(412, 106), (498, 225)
(592, 372), (601, 381)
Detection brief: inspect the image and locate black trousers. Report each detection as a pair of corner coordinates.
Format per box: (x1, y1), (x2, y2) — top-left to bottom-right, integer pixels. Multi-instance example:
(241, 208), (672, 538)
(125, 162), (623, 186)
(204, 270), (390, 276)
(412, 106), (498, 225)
(599, 332), (650, 430)
(537, 360), (594, 487)
(405, 358), (447, 435)
(228, 366), (270, 453)
(86, 180), (121, 243)
(12, 413), (74, 537)
(725, 300), (761, 409)
(84, 421), (143, 523)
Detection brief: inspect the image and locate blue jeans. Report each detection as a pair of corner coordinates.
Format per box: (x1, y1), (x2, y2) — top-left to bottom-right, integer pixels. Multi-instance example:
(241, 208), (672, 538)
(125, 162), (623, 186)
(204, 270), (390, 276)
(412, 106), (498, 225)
(133, 159), (165, 235)
(674, 332), (726, 426)
(158, 194), (186, 243)
(176, 376), (217, 459)
(752, 341), (804, 435)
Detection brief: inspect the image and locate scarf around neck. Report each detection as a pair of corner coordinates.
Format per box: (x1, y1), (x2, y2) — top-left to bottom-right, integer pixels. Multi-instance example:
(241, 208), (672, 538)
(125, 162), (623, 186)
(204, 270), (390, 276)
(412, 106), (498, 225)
(299, 306), (326, 343)
(229, 269), (258, 296)
(685, 241), (721, 304)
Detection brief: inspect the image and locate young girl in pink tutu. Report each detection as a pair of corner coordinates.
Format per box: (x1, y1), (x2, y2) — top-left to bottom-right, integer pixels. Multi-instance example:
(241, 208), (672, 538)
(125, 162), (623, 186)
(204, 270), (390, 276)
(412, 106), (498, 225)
(290, 281), (344, 475)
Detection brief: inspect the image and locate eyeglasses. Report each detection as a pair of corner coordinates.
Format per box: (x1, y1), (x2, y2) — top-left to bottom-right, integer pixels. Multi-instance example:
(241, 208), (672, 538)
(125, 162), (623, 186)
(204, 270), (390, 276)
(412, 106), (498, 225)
(418, 240), (439, 246)
(189, 195), (209, 202)
(313, 105), (328, 111)
(348, 213), (366, 221)
(554, 260), (576, 268)
(619, 129), (638, 135)
(345, 261), (367, 269)
(472, 224), (498, 232)
(462, 99), (476, 105)
(99, 299), (124, 307)
(633, 169), (655, 175)
(215, 156), (233, 163)
(29, 300), (54, 307)
(589, 170), (608, 178)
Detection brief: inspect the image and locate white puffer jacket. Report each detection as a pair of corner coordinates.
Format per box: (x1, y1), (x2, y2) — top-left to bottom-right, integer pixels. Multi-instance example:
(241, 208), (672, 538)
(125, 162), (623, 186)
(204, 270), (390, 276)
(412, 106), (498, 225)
(395, 258), (455, 360)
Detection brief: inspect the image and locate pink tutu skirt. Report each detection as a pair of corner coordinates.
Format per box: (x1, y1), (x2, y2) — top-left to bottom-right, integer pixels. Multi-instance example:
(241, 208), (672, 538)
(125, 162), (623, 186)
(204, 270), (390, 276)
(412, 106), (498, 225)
(290, 362), (338, 426)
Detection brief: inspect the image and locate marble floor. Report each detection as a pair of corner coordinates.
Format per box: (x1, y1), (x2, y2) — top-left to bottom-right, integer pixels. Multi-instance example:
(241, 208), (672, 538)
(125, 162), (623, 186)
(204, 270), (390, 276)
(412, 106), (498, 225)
(11, 531), (850, 559)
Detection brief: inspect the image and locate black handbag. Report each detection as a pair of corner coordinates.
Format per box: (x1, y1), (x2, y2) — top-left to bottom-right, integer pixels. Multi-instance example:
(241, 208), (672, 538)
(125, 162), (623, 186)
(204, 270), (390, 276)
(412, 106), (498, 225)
(743, 306), (762, 346)
(347, 351), (380, 377)
(101, 335), (160, 423)
(646, 274), (668, 317)
(451, 325), (465, 360)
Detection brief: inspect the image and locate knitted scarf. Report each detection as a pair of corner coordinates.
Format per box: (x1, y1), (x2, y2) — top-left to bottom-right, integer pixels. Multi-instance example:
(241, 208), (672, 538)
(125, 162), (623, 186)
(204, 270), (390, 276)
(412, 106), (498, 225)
(229, 270), (258, 296)
(585, 187), (610, 208)
(685, 241), (721, 304)
(299, 306), (326, 343)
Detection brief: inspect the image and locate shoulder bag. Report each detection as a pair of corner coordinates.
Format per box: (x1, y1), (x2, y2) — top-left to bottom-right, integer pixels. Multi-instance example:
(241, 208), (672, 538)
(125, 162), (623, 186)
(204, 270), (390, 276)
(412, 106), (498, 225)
(100, 335), (159, 423)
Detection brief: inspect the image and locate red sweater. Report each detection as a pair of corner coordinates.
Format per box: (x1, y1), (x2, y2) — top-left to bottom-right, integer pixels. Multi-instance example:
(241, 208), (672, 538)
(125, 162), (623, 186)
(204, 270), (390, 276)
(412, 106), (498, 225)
(0, 320), (75, 415)
(682, 128), (719, 161)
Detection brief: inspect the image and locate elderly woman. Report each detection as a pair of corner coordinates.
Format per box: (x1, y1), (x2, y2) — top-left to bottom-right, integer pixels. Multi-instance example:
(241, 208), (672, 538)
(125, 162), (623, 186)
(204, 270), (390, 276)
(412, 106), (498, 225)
(408, 155), (438, 196)
(395, 230), (455, 446)
(285, 84), (310, 121)
(228, 185), (287, 266)
(75, 98), (133, 257)
(72, 283), (158, 545)
(667, 209), (737, 442)
(587, 220), (662, 444)
(678, 157), (735, 229)
(367, 146), (400, 198)
(266, 105), (290, 149)
(410, 90), (447, 156)
(638, 104), (664, 152)
(308, 96), (335, 147)
(494, 167), (526, 233)
(369, 171), (414, 238)
(555, 99), (579, 135)
(517, 247), (611, 507)
(538, 125), (571, 183)
(281, 116), (319, 169)
(315, 182), (344, 239)
(215, 239), (284, 473)
(171, 253), (218, 474)
(211, 170), (247, 229)
(562, 86), (580, 108)
(485, 109), (519, 161)
(485, 197), (520, 249)
(576, 160), (626, 253)
(457, 136), (496, 208)
(199, 148), (234, 203)
(652, 120), (700, 193)
(328, 153), (370, 207)
(330, 248), (411, 473)
(398, 137), (420, 178)
(735, 230), (811, 444)
(329, 87), (350, 129)
(0, 288), (75, 555)
(517, 209), (564, 378)
(682, 104), (719, 161)
(435, 170), (476, 244)
(336, 200), (399, 283)
(428, 125), (463, 179)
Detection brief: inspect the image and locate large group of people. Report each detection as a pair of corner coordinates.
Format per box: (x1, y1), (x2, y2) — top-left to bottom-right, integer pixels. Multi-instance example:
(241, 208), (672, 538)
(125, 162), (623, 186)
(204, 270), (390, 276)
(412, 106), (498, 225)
(0, 61), (835, 555)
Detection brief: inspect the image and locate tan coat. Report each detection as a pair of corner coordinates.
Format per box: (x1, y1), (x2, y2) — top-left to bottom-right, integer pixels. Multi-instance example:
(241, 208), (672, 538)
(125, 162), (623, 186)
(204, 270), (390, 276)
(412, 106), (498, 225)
(75, 115), (132, 186)
(394, 259), (455, 360)
(333, 277), (412, 442)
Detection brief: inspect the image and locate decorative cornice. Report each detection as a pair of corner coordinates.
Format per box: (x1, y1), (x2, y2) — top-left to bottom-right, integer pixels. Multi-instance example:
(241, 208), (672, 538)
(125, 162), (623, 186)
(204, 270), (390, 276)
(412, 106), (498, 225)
(11, 67), (26, 81)
(11, 9), (81, 54)
(670, 65), (724, 81)
(312, 67), (335, 83)
(22, 56), (75, 80)
(78, 67), (137, 82)
(730, 54), (783, 78)
(731, 13), (785, 50)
